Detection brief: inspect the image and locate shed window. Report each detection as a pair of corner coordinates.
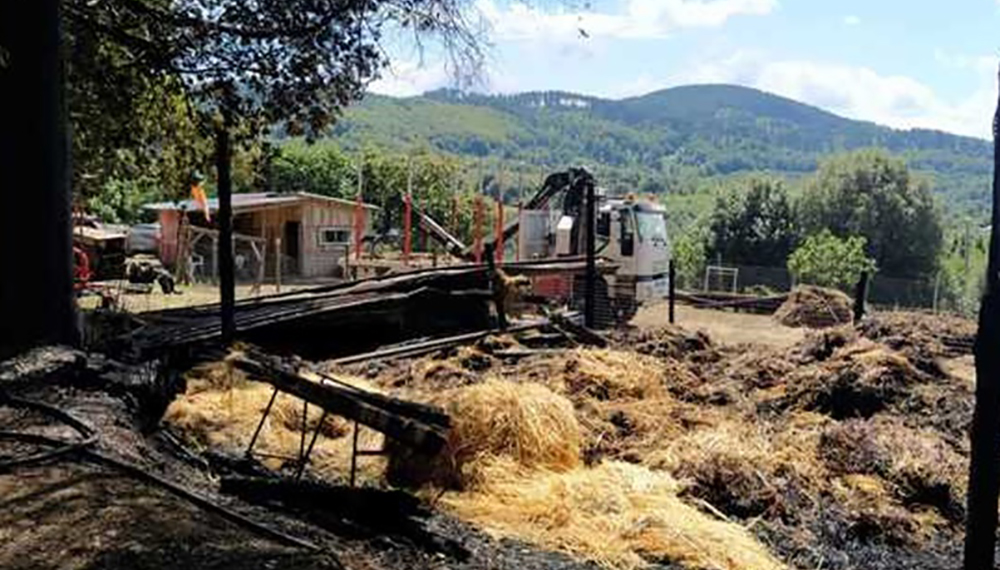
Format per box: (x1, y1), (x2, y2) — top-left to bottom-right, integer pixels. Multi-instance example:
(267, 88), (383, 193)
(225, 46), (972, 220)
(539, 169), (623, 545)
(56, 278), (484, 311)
(319, 227), (350, 246)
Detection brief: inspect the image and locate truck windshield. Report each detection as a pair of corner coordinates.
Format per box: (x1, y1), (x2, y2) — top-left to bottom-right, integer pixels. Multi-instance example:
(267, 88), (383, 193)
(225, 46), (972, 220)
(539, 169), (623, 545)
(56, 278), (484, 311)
(635, 211), (667, 243)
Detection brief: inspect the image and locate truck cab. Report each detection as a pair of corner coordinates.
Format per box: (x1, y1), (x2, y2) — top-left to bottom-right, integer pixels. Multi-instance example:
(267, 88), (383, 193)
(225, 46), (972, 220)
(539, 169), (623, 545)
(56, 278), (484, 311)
(599, 198), (671, 303)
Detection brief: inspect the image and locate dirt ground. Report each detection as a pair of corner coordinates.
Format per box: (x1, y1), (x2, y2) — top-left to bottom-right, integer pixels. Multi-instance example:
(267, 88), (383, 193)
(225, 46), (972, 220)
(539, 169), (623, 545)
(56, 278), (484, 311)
(632, 302), (806, 348)
(78, 282), (315, 313)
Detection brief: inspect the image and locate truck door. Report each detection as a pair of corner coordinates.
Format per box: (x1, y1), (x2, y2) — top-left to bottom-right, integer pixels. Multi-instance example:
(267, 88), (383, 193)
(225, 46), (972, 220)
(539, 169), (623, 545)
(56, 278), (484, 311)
(619, 210), (634, 257)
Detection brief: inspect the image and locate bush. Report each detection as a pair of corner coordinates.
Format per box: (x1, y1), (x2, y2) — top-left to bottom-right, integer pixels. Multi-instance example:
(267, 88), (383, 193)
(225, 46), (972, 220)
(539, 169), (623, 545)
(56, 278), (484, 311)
(788, 230), (876, 291)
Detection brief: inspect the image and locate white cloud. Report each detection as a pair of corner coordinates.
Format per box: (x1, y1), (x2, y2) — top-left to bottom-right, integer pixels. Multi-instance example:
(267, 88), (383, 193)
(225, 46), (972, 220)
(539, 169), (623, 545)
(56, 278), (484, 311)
(368, 59), (452, 97)
(475, 0), (777, 42)
(843, 15), (860, 26)
(676, 50), (995, 138)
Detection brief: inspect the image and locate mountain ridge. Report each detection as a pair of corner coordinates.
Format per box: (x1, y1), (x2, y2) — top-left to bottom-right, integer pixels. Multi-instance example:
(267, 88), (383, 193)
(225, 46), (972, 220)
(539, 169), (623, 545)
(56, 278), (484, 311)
(326, 83), (991, 216)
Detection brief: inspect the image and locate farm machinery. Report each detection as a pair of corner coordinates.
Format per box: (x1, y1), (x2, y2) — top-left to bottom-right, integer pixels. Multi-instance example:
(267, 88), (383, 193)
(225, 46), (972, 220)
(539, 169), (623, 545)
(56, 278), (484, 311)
(416, 167), (671, 325)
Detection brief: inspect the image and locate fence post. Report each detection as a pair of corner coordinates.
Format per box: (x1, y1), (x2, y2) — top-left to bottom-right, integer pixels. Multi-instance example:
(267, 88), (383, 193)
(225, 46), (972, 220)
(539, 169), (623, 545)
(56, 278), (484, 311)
(853, 271), (869, 323)
(275, 237), (282, 293)
(933, 272), (941, 314)
(668, 259), (676, 324)
(584, 176), (596, 329)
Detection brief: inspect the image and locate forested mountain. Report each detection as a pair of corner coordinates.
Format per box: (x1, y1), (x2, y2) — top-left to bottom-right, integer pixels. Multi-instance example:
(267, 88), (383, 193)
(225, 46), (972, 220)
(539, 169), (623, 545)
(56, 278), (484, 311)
(324, 84), (992, 219)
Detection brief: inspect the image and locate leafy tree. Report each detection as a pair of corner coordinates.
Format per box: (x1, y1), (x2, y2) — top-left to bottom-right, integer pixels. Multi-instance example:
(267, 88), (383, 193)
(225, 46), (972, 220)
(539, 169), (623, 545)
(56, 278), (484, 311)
(799, 149), (943, 278)
(707, 177), (799, 266)
(672, 224), (708, 290)
(787, 230), (876, 290)
(64, 0), (483, 215)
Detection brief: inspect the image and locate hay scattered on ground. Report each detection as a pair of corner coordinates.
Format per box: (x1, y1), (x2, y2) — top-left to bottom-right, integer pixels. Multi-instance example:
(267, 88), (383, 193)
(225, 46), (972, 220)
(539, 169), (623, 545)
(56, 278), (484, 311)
(774, 285), (853, 329)
(169, 310), (975, 570)
(164, 361), (385, 483)
(442, 458), (787, 570)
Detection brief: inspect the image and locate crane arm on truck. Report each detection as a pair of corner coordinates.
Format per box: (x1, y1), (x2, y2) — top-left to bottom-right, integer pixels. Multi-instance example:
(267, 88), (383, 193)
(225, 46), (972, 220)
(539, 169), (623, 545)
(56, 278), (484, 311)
(414, 166), (596, 263)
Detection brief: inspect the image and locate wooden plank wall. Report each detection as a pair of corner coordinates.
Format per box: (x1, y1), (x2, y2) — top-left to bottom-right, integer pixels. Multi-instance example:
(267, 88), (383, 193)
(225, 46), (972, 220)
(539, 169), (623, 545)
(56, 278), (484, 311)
(300, 198), (362, 278)
(235, 198), (372, 280)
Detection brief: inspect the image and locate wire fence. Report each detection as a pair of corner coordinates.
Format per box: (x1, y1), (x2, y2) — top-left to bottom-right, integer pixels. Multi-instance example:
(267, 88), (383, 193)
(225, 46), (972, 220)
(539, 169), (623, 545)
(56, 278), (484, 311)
(678, 261), (984, 318)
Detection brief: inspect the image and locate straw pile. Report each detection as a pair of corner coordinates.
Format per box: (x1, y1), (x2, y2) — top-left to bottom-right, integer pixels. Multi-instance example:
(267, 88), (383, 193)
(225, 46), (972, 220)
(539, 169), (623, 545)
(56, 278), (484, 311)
(164, 359), (385, 483)
(442, 458), (787, 570)
(387, 380), (581, 489)
(774, 285), (853, 328)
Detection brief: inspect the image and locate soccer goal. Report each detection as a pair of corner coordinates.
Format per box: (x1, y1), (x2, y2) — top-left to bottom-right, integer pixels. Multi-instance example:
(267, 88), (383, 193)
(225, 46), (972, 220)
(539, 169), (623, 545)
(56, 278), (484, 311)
(703, 265), (739, 293)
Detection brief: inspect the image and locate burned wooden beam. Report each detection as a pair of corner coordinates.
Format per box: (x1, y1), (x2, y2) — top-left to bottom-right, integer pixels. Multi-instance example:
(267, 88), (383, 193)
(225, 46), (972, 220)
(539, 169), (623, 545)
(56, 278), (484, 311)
(331, 318), (549, 366)
(231, 354), (448, 454)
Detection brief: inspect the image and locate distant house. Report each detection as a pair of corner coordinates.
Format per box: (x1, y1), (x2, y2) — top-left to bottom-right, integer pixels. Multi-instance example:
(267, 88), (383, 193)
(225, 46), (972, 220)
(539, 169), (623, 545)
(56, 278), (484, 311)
(144, 192), (378, 280)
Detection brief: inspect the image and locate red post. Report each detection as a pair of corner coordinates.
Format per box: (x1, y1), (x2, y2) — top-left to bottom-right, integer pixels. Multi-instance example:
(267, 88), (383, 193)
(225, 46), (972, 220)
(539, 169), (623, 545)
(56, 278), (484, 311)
(473, 195), (483, 264)
(403, 191), (412, 266)
(516, 201), (522, 261)
(495, 197), (504, 266)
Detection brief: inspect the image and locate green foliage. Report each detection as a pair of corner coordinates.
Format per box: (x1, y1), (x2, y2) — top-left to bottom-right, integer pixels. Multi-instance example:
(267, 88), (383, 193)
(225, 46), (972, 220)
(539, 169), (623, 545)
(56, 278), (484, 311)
(799, 149), (944, 278)
(86, 178), (162, 224)
(788, 230), (876, 290)
(270, 141), (488, 246)
(672, 224), (709, 290)
(65, 0), (482, 224)
(708, 177), (799, 266)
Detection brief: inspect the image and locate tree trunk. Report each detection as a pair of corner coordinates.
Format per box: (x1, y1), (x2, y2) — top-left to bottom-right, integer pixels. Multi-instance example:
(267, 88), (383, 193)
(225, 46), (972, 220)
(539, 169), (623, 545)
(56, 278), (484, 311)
(215, 105), (235, 345)
(0, 0), (77, 358)
(963, 65), (1000, 570)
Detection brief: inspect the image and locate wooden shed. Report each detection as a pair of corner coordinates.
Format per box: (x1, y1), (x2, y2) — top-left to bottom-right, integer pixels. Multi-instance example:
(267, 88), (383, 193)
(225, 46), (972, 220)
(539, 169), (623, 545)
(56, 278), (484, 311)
(145, 192), (378, 280)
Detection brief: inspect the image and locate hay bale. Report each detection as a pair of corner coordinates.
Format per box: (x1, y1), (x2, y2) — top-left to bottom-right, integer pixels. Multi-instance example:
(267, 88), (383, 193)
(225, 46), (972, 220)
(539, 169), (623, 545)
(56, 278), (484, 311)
(387, 381), (581, 489)
(773, 286), (853, 329)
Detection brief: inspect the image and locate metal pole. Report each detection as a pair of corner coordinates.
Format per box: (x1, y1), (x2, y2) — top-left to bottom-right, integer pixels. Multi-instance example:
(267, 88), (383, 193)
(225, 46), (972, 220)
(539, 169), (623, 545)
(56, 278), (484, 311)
(496, 164), (504, 267)
(853, 271), (869, 323)
(964, 64), (1000, 570)
(349, 421), (360, 488)
(403, 158), (412, 266)
(584, 174), (597, 328)
(246, 387), (279, 457)
(669, 259), (676, 324)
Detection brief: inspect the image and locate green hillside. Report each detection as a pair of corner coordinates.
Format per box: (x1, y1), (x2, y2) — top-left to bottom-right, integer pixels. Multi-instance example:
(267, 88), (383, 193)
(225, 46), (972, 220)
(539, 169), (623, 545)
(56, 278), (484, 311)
(324, 84), (992, 220)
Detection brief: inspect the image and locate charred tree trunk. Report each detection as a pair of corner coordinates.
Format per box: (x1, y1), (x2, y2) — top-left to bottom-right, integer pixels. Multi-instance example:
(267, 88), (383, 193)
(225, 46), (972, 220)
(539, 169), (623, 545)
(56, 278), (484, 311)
(0, 0), (77, 358)
(215, 98), (236, 345)
(963, 66), (1000, 570)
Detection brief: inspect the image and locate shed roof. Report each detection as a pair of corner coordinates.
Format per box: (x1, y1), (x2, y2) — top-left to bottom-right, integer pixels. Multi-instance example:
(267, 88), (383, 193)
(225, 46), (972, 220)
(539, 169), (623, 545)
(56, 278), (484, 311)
(144, 192), (379, 213)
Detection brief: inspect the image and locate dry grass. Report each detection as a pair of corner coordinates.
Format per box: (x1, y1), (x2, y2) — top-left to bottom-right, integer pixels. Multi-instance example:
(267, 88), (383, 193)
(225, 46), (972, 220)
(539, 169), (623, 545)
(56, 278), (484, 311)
(442, 458), (787, 570)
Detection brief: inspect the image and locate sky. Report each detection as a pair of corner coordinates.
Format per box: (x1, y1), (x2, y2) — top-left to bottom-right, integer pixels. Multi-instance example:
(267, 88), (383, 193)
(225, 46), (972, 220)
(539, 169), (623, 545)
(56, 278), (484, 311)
(369, 0), (1000, 139)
